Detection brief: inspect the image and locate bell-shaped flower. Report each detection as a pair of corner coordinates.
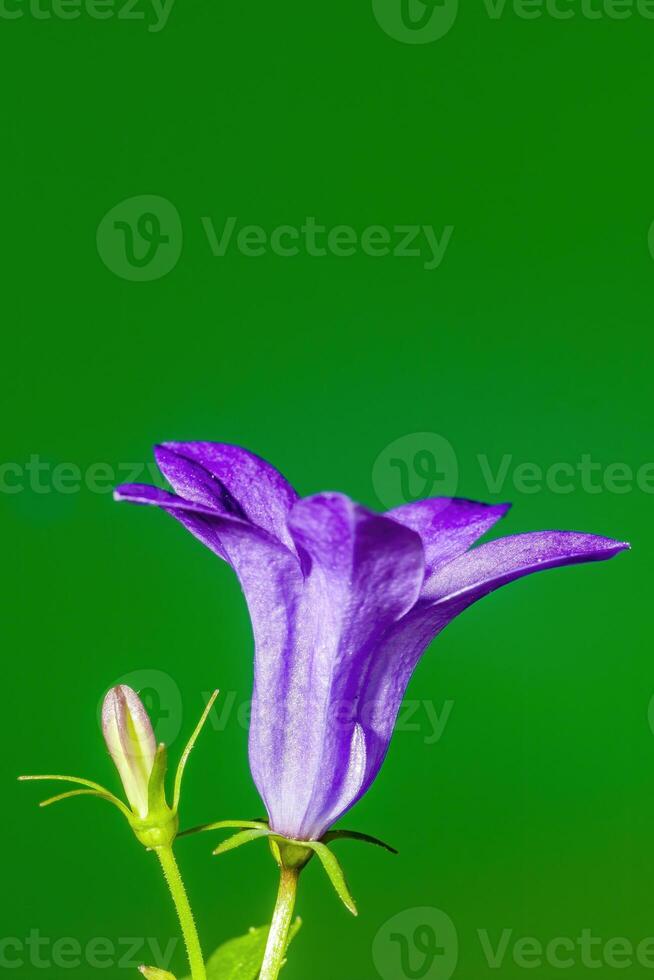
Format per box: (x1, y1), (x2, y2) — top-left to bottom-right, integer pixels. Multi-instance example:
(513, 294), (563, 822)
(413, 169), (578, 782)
(114, 443), (629, 849)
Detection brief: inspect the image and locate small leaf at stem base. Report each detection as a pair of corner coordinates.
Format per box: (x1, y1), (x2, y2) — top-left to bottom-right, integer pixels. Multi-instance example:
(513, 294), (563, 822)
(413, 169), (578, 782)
(139, 966), (177, 979)
(178, 919), (302, 980)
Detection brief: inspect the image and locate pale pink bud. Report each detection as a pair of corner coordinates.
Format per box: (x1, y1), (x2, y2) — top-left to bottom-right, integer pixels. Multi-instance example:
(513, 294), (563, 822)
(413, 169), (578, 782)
(102, 685), (157, 819)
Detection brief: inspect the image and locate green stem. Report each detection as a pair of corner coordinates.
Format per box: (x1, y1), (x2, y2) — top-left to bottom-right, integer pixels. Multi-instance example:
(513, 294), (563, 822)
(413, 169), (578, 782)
(155, 845), (206, 980)
(259, 867), (299, 980)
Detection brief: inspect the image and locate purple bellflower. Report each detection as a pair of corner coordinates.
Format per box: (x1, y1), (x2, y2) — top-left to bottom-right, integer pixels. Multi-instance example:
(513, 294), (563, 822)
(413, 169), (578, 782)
(115, 442), (629, 846)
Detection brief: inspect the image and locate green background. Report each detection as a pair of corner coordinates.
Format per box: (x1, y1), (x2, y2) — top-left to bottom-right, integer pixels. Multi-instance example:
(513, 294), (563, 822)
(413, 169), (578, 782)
(2, 1), (652, 977)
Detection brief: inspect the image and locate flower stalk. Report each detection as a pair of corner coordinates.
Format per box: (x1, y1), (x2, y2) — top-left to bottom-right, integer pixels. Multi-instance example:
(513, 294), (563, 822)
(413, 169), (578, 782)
(156, 844), (206, 980)
(259, 866), (299, 980)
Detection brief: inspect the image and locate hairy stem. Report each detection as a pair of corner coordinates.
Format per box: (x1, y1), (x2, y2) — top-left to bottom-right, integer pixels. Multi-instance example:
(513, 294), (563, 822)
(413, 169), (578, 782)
(155, 845), (206, 980)
(259, 868), (299, 980)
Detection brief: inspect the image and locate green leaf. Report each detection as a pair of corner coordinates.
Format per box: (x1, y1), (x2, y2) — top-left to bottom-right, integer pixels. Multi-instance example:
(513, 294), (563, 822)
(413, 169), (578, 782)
(179, 919), (302, 980)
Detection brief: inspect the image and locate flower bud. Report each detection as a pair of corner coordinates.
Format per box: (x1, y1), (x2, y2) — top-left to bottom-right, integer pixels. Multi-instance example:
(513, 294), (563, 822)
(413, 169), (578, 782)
(102, 685), (156, 819)
(139, 968), (176, 979)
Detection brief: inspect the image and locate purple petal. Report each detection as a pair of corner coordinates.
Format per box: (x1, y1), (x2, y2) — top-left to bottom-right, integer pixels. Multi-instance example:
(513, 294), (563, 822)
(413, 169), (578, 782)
(288, 493), (425, 624)
(351, 530), (630, 806)
(116, 473), (299, 567)
(388, 497), (510, 586)
(351, 602), (455, 803)
(114, 483), (219, 517)
(423, 530), (630, 603)
(114, 482), (235, 560)
(153, 446), (247, 518)
(250, 493), (425, 840)
(155, 442), (299, 550)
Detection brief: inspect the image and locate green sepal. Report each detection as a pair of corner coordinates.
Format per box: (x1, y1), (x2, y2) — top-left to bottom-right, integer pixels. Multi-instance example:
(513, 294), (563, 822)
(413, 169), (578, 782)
(213, 827), (272, 856)
(18, 775), (131, 819)
(196, 819), (359, 915)
(179, 919), (302, 980)
(131, 808), (179, 850)
(302, 840), (358, 916)
(172, 689), (219, 812)
(179, 818), (269, 839)
(322, 828), (398, 854)
(139, 967), (176, 979)
(147, 743), (169, 816)
(128, 743), (177, 849)
(38, 788), (131, 813)
(269, 837), (314, 872)
(269, 834), (356, 914)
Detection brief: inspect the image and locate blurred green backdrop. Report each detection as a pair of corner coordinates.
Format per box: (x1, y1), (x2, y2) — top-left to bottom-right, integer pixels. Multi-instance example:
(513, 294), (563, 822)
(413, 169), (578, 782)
(1, 1), (652, 977)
